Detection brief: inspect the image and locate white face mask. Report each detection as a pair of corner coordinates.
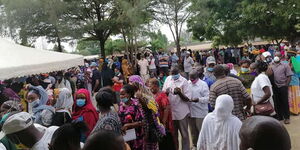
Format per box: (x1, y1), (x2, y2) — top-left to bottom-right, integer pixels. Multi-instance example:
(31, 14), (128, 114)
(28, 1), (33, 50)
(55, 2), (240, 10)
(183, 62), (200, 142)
(28, 99), (40, 114)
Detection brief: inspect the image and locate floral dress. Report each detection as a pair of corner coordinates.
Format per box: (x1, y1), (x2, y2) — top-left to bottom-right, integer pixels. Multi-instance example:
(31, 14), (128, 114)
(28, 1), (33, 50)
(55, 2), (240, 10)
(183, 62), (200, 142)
(119, 98), (144, 150)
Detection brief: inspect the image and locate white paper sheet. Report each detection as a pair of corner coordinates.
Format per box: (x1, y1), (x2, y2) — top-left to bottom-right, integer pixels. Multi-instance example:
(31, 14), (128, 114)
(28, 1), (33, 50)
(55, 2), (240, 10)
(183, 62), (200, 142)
(123, 129), (137, 142)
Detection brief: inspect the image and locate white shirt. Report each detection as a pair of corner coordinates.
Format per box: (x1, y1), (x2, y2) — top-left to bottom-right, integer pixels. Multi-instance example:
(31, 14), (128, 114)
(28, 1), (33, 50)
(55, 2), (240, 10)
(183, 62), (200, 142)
(184, 56), (194, 73)
(162, 75), (191, 120)
(251, 73), (273, 104)
(188, 79), (209, 118)
(31, 126), (59, 150)
(149, 58), (156, 70)
(138, 59), (149, 75)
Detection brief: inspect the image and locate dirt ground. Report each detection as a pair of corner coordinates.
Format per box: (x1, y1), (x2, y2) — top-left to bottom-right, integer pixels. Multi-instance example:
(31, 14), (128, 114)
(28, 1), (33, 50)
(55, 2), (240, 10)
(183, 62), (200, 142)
(285, 115), (300, 150)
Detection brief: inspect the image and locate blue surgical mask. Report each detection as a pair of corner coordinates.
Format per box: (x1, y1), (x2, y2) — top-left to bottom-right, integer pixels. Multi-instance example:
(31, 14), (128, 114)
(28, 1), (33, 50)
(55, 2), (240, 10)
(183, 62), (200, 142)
(121, 98), (129, 103)
(207, 67), (214, 72)
(241, 68), (249, 73)
(76, 99), (86, 107)
(29, 99), (40, 108)
(172, 74), (180, 80)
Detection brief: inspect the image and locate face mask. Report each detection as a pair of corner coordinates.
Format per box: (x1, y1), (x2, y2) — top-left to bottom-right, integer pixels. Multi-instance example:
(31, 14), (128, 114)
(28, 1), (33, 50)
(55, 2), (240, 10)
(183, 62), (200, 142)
(29, 99), (40, 108)
(76, 99), (86, 107)
(207, 67), (214, 72)
(241, 68), (250, 73)
(172, 74), (180, 80)
(274, 56), (280, 63)
(115, 72), (120, 76)
(191, 79), (199, 84)
(266, 57), (272, 64)
(121, 98), (129, 103)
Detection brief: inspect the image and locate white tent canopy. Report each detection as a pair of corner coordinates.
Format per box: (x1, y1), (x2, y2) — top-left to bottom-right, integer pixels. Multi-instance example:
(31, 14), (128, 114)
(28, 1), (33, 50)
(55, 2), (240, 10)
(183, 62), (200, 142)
(84, 55), (99, 61)
(0, 38), (84, 80)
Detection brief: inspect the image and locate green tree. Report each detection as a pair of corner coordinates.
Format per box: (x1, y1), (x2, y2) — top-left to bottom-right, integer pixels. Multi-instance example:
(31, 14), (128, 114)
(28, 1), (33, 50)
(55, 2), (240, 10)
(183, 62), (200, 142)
(148, 30), (168, 51)
(64, 0), (120, 58)
(155, 0), (191, 56)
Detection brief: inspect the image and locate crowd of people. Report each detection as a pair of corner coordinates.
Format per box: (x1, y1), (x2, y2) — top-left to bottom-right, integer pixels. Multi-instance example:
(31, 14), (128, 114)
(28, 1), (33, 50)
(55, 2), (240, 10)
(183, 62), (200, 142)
(0, 43), (299, 150)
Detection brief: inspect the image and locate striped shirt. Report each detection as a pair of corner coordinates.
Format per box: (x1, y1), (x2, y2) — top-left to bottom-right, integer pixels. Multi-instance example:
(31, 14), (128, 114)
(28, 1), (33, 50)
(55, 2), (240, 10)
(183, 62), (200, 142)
(209, 77), (250, 120)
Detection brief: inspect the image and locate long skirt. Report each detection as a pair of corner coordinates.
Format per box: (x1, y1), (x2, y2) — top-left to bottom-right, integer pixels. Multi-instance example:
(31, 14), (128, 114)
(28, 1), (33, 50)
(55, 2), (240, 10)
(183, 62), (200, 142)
(288, 85), (300, 115)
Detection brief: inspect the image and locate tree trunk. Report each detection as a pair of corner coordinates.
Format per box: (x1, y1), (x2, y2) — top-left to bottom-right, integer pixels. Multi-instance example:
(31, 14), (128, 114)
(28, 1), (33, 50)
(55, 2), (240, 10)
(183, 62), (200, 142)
(99, 40), (105, 58)
(57, 36), (63, 52)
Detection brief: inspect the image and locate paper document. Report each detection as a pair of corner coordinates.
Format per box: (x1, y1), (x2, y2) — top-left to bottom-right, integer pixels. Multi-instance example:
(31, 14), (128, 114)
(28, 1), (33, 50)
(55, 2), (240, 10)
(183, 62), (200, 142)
(123, 129), (137, 142)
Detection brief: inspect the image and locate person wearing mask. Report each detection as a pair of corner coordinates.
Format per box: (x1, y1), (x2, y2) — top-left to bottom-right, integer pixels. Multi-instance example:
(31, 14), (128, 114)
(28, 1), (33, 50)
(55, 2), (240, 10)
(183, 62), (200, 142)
(239, 116), (291, 150)
(90, 62), (101, 95)
(162, 66), (191, 150)
(197, 95), (242, 150)
(72, 89), (99, 138)
(195, 65), (214, 88)
(149, 78), (175, 150)
(26, 84), (55, 126)
(204, 56), (217, 82)
(118, 84), (144, 150)
(49, 122), (87, 150)
(239, 60), (256, 94)
(251, 61), (274, 116)
(138, 55), (150, 82)
(209, 65), (251, 121)
(51, 88), (73, 126)
(100, 62), (115, 88)
(83, 130), (128, 150)
(1, 112), (58, 150)
(188, 70), (209, 149)
(184, 51), (195, 79)
(271, 52), (293, 124)
(91, 87), (122, 135)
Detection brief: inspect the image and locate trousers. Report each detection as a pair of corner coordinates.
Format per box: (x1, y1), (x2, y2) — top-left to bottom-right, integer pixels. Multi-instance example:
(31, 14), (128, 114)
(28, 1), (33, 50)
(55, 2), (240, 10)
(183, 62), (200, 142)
(273, 86), (290, 120)
(189, 117), (204, 147)
(173, 115), (190, 150)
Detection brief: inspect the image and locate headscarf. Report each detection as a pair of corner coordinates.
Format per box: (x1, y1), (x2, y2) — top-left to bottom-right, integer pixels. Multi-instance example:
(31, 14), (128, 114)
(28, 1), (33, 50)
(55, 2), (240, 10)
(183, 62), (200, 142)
(197, 94), (242, 150)
(72, 89), (98, 136)
(54, 88), (73, 114)
(2, 88), (20, 101)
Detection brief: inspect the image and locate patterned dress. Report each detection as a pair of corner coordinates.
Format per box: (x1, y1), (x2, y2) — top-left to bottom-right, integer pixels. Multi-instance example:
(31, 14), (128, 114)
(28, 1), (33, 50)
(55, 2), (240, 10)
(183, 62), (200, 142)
(91, 111), (122, 135)
(119, 98), (144, 150)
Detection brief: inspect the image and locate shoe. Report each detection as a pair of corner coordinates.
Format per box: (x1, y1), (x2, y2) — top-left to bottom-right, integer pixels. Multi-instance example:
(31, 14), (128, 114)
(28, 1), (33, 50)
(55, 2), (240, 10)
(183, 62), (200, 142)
(284, 119), (290, 124)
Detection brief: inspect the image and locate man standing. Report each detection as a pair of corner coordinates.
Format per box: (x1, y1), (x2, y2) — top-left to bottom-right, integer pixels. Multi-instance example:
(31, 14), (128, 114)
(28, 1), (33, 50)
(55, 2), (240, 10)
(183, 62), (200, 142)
(162, 67), (191, 150)
(91, 62), (101, 94)
(209, 65), (252, 121)
(188, 70), (209, 149)
(149, 78), (175, 150)
(184, 51), (194, 79)
(204, 56), (217, 82)
(271, 52), (293, 124)
(138, 55), (150, 81)
(159, 52), (170, 75)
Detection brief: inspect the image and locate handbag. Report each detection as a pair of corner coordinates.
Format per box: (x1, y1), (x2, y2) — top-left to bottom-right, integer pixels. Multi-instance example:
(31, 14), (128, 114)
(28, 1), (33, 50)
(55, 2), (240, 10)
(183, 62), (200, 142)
(254, 100), (274, 116)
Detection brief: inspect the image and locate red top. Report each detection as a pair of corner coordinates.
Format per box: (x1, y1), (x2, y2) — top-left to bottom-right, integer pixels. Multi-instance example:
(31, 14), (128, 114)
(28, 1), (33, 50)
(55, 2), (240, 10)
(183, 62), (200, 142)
(154, 92), (174, 133)
(72, 89), (99, 136)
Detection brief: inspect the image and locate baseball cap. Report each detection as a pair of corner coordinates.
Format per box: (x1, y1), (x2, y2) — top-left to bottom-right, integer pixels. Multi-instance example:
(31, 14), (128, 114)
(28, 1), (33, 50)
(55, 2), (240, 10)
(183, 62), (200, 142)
(2, 112), (33, 135)
(206, 56), (216, 64)
(262, 52), (271, 58)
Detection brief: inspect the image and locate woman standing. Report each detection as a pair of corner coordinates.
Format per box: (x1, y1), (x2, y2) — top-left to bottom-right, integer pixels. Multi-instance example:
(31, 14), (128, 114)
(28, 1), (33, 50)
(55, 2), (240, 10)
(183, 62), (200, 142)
(239, 60), (255, 94)
(72, 89), (99, 138)
(288, 67), (300, 115)
(91, 87), (122, 135)
(51, 88), (73, 126)
(119, 84), (144, 150)
(128, 75), (165, 150)
(250, 61), (274, 116)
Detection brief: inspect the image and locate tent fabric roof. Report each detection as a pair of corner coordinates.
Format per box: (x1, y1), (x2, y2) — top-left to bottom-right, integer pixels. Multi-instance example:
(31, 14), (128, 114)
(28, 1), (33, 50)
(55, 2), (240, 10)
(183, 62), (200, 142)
(0, 38), (84, 80)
